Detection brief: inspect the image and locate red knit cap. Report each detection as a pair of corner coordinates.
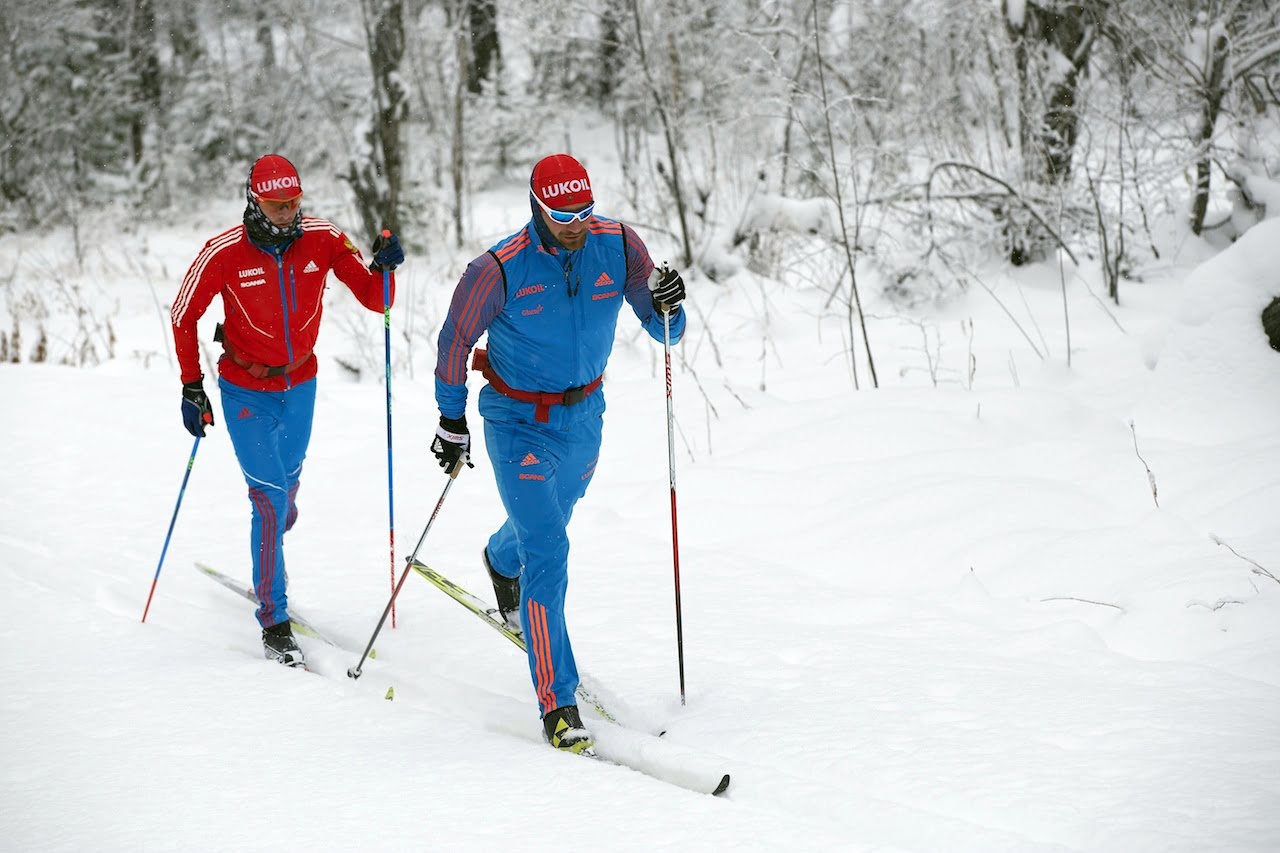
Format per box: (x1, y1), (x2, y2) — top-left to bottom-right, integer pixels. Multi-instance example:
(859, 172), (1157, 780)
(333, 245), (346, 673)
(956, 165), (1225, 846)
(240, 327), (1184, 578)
(530, 154), (593, 207)
(249, 154), (303, 201)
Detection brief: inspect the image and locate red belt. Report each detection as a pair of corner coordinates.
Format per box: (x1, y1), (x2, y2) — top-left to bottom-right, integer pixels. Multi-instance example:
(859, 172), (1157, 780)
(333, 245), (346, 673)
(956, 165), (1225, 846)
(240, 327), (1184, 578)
(471, 348), (602, 423)
(219, 330), (311, 380)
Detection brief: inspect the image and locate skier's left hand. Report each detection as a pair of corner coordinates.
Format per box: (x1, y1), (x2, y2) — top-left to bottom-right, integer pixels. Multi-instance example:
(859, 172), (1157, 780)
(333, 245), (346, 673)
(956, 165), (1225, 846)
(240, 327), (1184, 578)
(650, 265), (685, 314)
(431, 415), (474, 473)
(370, 232), (404, 272)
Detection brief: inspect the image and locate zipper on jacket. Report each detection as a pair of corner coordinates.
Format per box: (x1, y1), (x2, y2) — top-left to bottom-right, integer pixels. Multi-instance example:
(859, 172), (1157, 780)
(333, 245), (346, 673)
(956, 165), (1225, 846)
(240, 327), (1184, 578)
(564, 251), (584, 382)
(564, 254), (581, 298)
(273, 248), (296, 389)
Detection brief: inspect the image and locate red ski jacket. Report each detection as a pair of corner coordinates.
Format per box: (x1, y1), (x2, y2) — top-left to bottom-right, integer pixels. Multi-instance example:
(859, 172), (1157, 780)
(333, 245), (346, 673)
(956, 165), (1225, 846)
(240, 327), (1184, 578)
(171, 217), (393, 391)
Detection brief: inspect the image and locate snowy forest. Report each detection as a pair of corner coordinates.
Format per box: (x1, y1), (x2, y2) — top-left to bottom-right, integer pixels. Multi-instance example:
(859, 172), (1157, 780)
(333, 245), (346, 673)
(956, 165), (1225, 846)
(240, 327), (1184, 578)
(4, 1), (1280, 850)
(4, 0), (1279, 367)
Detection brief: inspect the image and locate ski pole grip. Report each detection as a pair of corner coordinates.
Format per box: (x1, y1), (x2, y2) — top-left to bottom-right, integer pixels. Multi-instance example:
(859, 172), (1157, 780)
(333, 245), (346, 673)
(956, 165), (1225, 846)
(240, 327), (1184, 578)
(447, 453), (469, 478)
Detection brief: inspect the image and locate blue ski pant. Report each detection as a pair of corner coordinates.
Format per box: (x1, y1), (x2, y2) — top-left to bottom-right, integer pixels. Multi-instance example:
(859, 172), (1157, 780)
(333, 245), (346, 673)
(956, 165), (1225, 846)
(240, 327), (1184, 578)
(218, 377), (316, 629)
(483, 411), (603, 718)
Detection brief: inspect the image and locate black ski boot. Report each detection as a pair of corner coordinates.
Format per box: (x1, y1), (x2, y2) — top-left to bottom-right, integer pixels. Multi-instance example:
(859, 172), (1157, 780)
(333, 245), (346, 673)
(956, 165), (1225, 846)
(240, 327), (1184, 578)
(543, 704), (594, 755)
(262, 621), (305, 668)
(482, 548), (521, 630)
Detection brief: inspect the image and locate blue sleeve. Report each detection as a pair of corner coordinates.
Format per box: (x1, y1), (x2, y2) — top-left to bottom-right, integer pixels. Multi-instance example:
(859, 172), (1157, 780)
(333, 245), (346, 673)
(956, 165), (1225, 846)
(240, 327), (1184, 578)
(434, 254), (506, 419)
(621, 224), (686, 345)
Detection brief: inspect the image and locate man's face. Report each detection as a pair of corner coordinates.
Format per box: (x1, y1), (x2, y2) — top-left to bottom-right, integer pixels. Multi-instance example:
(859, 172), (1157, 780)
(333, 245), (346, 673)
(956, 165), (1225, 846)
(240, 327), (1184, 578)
(258, 195), (301, 229)
(539, 202), (592, 250)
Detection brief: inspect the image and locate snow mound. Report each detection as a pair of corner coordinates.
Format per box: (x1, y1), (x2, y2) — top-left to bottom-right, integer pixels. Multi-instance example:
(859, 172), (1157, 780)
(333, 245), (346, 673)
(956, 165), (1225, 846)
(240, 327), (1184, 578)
(1134, 218), (1280, 442)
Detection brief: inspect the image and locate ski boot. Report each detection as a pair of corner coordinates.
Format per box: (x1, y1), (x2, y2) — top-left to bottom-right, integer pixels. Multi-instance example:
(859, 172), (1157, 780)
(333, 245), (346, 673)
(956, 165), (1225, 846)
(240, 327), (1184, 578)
(482, 548), (521, 632)
(262, 621), (305, 668)
(543, 704), (594, 755)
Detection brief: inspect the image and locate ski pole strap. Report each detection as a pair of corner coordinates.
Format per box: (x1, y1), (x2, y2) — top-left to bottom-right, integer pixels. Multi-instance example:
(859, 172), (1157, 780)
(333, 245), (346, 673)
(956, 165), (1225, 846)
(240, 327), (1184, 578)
(215, 323), (312, 379)
(470, 347), (602, 424)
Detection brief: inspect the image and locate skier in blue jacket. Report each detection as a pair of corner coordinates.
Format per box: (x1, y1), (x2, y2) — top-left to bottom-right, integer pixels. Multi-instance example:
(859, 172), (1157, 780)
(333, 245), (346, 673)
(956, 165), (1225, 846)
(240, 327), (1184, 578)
(432, 153), (687, 753)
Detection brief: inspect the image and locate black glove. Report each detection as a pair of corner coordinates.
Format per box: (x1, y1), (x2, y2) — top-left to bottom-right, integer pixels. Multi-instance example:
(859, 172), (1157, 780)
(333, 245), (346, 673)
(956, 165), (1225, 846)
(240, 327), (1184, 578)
(181, 379), (215, 437)
(430, 415), (474, 472)
(650, 265), (686, 314)
(1263, 296), (1280, 353)
(370, 232), (405, 272)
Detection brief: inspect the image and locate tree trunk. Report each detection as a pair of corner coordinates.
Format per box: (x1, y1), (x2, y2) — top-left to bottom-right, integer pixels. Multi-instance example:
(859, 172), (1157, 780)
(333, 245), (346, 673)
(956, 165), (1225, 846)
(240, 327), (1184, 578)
(1189, 29), (1229, 236)
(1037, 7), (1095, 184)
(597, 6), (621, 106)
(452, 21), (467, 248)
(1002, 0), (1105, 263)
(255, 8), (275, 72)
(168, 0), (202, 69)
(349, 0), (407, 239)
(465, 0), (500, 95)
(1007, 1), (1102, 187)
(129, 0), (160, 168)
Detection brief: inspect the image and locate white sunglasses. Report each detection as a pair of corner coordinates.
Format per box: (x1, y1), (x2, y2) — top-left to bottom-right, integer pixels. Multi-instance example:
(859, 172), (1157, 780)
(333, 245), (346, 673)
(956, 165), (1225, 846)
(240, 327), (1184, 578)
(531, 191), (595, 224)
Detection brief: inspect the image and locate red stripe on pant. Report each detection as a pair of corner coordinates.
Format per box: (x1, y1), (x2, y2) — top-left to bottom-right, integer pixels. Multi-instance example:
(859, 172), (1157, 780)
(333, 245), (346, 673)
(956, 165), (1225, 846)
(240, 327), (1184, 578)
(527, 599), (557, 713)
(285, 481), (299, 532)
(250, 488), (279, 626)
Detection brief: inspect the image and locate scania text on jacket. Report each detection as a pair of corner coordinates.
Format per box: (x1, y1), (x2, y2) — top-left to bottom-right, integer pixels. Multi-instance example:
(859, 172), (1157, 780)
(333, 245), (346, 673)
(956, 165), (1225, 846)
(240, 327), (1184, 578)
(172, 217), (392, 391)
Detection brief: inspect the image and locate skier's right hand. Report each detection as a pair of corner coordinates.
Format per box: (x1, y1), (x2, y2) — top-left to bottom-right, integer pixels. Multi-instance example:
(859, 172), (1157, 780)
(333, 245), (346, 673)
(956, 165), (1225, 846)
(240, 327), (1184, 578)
(649, 264), (686, 314)
(181, 379), (215, 437)
(431, 415), (474, 473)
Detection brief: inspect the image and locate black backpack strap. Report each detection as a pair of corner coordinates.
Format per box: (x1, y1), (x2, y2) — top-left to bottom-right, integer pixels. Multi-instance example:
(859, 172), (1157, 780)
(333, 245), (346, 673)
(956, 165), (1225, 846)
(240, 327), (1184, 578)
(486, 249), (508, 301)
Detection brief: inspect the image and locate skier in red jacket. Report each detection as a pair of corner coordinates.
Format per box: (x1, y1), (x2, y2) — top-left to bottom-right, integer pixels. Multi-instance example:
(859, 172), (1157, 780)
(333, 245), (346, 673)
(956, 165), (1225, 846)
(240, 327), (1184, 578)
(171, 154), (405, 667)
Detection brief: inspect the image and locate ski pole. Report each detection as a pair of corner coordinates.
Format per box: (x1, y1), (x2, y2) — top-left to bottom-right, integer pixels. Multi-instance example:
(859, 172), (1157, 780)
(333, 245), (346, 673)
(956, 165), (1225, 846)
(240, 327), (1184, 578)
(662, 294), (687, 706)
(348, 454), (467, 679)
(379, 228), (397, 630)
(141, 436), (202, 623)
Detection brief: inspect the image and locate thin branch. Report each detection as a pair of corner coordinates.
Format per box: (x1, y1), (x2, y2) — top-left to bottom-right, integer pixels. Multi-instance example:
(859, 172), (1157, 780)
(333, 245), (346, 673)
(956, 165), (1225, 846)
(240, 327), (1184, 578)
(1128, 420), (1159, 508)
(626, 0), (693, 267)
(811, 0), (877, 388)
(1212, 534), (1280, 586)
(925, 160), (1080, 266)
(1186, 599), (1245, 611)
(1041, 596), (1125, 611)
(938, 253), (1045, 360)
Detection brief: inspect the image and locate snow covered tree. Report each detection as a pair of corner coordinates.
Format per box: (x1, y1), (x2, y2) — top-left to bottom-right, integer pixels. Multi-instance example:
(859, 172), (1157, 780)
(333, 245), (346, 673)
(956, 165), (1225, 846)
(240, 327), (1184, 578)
(126, 0), (160, 171)
(347, 0), (408, 239)
(1108, 0), (1280, 236)
(0, 0), (154, 227)
(1004, 0), (1108, 188)
(999, 0), (1109, 263)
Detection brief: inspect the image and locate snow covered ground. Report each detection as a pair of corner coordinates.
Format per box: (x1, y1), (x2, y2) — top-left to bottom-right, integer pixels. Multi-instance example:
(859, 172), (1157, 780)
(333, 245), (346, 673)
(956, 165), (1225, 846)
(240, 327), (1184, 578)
(2, 191), (1278, 850)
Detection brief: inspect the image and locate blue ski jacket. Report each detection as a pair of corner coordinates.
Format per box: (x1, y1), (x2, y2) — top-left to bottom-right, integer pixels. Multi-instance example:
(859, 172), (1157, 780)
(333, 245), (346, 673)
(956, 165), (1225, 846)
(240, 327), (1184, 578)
(434, 215), (686, 423)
